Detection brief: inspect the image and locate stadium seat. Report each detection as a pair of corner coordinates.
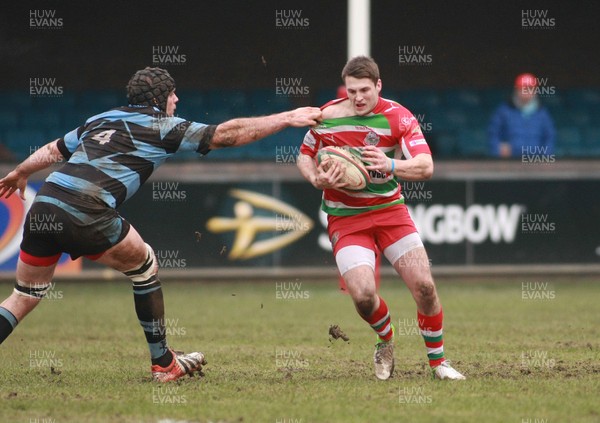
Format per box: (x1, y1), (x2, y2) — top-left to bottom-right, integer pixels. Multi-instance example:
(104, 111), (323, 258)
(315, 89), (337, 106)
(248, 89), (292, 115)
(201, 109), (234, 126)
(4, 129), (48, 161)
(396, 89), (441, 111)
(276, 127), (305, 145)
(31, 92), (77, 112)
(582, 127), (600, 154)
(556, 126), (583, 157)
(62, 111), (88, 130)
(176, 105), (206, 122)
(565, 108), (592, 127)
(62, 107), (108, 129)
(0, 111), (19, 131)
(208, 89), (247, 114)
(1, 91), (32, 110)
(176, 90), (208, 118)
(442, 89), (482, 109)
(586, 104), (600, 125)
(540, 93), (563, 114)
(443, 108), (469, 129)
(169, 150), (198, 161)
(550, 110), (570, 127)
(431, 132), (459, 158)
(78, 91), (121, 111)
(464, 110), (492, 129)
(457, 128), (488, 157)
(481, 88), (510, 109)
(20, 110), (62, 130)
(563, 88), (600, 108)
(425, 109), (449, 134)
(2, 87), (599, 161)
(206, 143), (254, 160)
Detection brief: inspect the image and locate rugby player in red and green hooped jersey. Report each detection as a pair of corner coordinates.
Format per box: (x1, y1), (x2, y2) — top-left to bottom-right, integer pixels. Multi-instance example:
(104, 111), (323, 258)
(298, 56), (465, 381)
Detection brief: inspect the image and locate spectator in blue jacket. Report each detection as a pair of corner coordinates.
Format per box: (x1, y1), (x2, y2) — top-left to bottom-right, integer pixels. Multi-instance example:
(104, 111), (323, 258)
(488, 73), (556, 158)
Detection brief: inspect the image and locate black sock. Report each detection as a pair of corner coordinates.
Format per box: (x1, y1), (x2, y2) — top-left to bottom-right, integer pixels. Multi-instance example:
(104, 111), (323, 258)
(132, 276), (173, 367)
(0, 307), (18, 344)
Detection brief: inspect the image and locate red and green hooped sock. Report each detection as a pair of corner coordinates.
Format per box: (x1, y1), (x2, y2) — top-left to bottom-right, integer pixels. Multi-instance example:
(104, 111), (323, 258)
(418, 309), (445, 367)
(362, 296), (393, 342)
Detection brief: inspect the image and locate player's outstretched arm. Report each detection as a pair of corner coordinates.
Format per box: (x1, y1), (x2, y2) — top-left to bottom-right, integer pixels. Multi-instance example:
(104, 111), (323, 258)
(209, 107), (321, 149)
(0, 139), (63, 200)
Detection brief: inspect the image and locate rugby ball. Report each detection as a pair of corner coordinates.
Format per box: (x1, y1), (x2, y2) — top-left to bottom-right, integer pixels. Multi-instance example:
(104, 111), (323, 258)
(317, 146), (371, 191)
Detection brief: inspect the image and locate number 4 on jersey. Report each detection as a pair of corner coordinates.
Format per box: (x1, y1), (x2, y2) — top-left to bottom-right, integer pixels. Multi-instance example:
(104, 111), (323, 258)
(91, 129), (116, 145)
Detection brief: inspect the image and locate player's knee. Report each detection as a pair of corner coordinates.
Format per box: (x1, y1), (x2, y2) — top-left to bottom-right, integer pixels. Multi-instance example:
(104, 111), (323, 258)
(416, 279), (437, 302)
(13, 279), (52, 300)
(355, 298), (376, 317)
(353, 290), (377, 316)
(123, 243), (158, 283)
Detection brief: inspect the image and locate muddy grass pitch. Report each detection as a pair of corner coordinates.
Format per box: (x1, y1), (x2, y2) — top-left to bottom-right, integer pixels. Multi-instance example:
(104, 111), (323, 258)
(0, 276), (598, 422)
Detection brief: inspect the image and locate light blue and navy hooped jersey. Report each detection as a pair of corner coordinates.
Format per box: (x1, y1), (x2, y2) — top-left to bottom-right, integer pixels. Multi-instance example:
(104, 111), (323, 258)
(50, 105), (216, 209)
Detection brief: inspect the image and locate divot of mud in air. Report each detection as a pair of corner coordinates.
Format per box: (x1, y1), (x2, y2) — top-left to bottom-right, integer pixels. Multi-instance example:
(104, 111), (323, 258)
(329, 324), (350, 342)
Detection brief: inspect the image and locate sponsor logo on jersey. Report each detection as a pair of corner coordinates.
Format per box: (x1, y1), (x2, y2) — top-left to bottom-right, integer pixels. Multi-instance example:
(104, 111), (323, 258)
(409, 139), (427, 147)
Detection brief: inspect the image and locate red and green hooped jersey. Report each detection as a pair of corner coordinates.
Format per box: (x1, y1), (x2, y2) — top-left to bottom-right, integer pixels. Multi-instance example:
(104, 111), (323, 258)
(300, 97), (431, 216)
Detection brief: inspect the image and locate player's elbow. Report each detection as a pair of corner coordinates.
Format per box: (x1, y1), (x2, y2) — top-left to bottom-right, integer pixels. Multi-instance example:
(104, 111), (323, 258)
(296, 155), (303, 170)
(420, 156), (434, 180)
(296, 153), (311, 169)
(211, 124), (238, 149)
(422, 164), (433, 180)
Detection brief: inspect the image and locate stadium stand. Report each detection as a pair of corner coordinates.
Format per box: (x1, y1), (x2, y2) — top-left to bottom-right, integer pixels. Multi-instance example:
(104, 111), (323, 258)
(0, 88), (599, 162)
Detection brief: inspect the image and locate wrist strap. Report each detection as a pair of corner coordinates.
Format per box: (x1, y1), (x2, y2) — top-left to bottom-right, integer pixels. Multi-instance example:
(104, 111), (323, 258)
(390, 159), (395, 173)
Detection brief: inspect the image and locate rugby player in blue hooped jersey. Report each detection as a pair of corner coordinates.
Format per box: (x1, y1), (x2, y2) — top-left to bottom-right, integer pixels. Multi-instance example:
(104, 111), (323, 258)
(0, 67), (321, 382)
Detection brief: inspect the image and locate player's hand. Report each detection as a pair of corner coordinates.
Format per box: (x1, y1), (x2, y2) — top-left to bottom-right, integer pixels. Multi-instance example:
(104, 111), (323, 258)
(361, 145), (393, 173)
(314, 158), (349, 190)
(0, 170), (28, 200)
(286, 107), (322, 127)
